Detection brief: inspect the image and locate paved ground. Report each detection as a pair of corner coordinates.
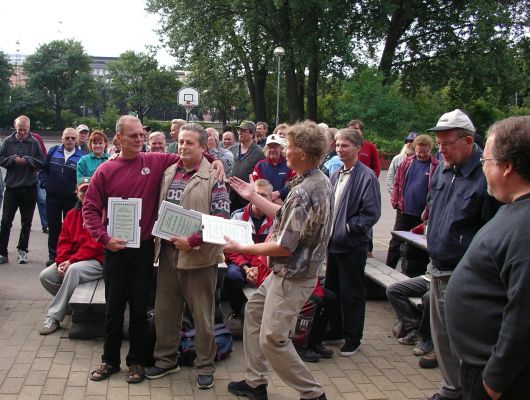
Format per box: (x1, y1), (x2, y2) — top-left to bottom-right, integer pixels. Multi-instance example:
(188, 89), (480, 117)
(0, 171), (441, 399)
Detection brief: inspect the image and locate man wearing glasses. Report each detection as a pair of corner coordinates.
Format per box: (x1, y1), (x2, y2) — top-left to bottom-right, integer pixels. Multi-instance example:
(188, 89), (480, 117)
(424, 109), (499, 400)
(40, 128), (85, 265)
(0, 115), (43, 264)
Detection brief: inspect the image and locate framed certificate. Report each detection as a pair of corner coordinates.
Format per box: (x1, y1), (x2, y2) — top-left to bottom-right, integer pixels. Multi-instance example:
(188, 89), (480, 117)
(202, 214), (254, 245)
(152, 201), (202, 240)
(107, 197), (142, 248)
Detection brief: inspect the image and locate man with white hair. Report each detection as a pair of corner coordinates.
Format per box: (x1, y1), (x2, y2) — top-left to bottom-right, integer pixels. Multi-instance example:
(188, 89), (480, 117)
(0, 115), (43, 264)
(148, 131), (167, 153)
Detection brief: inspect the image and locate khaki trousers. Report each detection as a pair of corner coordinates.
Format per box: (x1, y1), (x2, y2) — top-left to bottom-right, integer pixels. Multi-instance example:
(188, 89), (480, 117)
(154, 244), (217, 375)
(243, 272), (324, 399)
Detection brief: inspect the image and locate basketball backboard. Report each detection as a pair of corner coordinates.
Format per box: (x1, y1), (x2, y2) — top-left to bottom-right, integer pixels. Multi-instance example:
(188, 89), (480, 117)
(178, 87), (199, 106)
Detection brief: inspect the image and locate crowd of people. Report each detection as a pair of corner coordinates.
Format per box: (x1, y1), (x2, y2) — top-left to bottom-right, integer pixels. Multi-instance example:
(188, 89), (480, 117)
(0, 110), (528, 400)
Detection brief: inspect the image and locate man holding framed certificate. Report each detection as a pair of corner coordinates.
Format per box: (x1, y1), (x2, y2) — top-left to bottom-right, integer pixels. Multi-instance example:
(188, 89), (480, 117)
(145, 123), (230, 390)
(83, 116), (224, 384)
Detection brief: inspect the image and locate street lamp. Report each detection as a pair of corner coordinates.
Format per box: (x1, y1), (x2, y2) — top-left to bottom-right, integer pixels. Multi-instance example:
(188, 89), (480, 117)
(273, 46), (285, 127)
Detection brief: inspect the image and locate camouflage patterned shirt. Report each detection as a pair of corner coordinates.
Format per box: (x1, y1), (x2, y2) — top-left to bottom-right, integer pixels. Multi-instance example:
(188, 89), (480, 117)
(268, 168), (334, 279)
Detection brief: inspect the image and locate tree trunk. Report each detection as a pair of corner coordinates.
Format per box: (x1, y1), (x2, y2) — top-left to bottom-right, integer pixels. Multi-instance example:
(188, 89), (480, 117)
(285, 60), (304, 123)
(378, 2), (417, 81)
(253, 68), (268, 122)
(306, 59), (318, 122)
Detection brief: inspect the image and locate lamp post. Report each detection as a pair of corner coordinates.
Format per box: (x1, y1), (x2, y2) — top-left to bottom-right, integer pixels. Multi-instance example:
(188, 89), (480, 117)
(273, 46), (285, 127)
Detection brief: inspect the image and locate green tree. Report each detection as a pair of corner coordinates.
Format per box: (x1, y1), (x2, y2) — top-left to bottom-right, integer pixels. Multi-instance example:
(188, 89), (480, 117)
(107, 51), (181, 122)
(23, 40), (93, 130)
(0, 51), (14, 125)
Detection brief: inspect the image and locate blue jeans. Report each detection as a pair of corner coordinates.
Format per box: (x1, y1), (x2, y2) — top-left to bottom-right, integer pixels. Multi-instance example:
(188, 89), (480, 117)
(37, 185), (47, 229)
(222, 263), (247, 315)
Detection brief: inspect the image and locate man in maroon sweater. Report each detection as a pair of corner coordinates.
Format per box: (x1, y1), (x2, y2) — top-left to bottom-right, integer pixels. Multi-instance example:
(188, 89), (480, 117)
(84, 116), (223, 384)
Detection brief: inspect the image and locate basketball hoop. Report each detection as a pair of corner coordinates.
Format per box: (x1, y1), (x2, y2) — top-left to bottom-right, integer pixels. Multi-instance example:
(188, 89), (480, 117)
(178, 87), (200, 122)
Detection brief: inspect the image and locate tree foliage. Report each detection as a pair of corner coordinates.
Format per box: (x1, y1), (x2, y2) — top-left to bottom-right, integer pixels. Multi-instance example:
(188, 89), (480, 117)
(0, 51), (13, 119)
(107, 51), (181, 122)
(23, 40), (93, 130)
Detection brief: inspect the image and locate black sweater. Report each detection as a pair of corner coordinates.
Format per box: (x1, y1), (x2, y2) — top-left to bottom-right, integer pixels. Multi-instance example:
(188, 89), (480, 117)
(446, 194), (530, 393)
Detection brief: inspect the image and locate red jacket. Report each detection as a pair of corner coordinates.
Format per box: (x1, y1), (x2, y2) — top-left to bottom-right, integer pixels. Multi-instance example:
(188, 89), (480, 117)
(391, 155), (439, 213)
(56, 203), (104, 265)
(359, 141), (381, 177)
(224, 204), (273, 270)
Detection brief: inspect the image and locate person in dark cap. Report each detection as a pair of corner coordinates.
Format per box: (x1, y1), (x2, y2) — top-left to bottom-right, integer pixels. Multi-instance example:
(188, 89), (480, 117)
(228, 121), (264, 212)
(386, 131), (418, 193)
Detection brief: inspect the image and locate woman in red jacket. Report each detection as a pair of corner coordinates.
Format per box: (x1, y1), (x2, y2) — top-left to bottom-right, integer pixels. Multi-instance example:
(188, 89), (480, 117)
(38, 177), (104, 335)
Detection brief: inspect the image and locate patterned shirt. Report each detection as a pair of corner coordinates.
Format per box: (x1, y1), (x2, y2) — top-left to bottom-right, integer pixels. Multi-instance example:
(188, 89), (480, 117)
(268, 168), (334, 279)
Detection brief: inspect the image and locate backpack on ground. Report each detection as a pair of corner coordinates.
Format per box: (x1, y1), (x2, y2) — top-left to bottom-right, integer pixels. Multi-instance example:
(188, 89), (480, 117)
(179, 323), (233, 366)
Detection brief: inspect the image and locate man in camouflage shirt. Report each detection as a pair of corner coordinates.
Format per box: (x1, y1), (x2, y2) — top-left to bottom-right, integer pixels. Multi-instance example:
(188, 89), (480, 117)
(225, 121), (332, 400)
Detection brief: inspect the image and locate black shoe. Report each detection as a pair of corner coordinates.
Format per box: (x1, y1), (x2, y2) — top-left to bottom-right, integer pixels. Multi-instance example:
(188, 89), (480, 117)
(296, 347), (321, 363)
(339, 342), (360, 357)
(227, 380), (268, 400)
(419, 351), (439, 369)
(45, 259), (55, 267)
(197, 374), (214, 389)
(428, 393), (462, 400)
(310, 343), (333, 358)
(144, 364), (180, 379)
(301, 394), (327, 400)
(42, 227), (49, 234)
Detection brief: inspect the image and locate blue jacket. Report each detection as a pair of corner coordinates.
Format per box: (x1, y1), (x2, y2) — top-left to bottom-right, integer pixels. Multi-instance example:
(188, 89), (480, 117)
(40, 145), (84, 197)
(329, 161), (381, 253)
(426, 145), (500, 271)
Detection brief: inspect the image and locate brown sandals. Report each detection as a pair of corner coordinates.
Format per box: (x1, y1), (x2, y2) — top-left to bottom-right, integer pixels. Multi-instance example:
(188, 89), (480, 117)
(126, 364), (145, 384)
(89, 363), (120, 381)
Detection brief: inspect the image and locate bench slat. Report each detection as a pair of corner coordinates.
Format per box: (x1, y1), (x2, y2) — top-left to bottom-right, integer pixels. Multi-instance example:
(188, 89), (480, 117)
(91, 279), (106, 313)
(69, 279), (98, 312)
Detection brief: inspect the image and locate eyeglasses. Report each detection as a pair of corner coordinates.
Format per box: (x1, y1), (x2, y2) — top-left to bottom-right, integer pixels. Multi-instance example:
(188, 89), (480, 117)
(238, 129), (251, 134)
(64, 137), (77, 140)
(435, 137), (464, 149)
(479, 157), (496, 166)
(78, 187), (88, 193)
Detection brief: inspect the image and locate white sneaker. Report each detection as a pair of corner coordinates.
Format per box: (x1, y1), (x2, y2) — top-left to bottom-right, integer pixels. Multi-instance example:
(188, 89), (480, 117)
(39, 316), (59, 335)
(17, 250), (28, 264)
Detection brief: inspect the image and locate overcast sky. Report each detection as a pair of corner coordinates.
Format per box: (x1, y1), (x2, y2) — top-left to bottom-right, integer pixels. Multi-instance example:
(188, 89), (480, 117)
(1, 0), (175, 66)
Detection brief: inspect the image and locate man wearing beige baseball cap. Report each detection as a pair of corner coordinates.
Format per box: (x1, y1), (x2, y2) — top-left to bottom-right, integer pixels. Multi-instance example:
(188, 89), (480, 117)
(423, 109), (500, 400)
(76, 124), (90, 154)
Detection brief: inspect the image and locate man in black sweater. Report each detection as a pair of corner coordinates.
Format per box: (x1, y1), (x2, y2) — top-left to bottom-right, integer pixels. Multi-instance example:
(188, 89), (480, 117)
(446, 116), (530, 400)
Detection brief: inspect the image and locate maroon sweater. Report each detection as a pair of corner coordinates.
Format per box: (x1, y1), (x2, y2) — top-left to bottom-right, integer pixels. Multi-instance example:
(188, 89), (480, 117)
(83, 152), (180, 245)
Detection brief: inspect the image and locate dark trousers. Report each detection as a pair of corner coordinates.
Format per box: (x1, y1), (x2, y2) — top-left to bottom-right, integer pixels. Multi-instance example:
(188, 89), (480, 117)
(386, 276), (431, 338)
(222, 263), (247, 315)
(102, 239), (154, 367)
(386, 210), (429, 277)
(323, 250), (367, 346)
(0, 186), (37, 256)
(46, 194), (77, 260)
(461, 362), (530, 400)
(309, 287), (337, 346)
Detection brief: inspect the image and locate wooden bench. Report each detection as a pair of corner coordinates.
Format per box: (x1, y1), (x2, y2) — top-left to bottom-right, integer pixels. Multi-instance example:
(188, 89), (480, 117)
(68, 263), (228, 340)
(365, 257), (422, 309)
(68, 278), (106, 339)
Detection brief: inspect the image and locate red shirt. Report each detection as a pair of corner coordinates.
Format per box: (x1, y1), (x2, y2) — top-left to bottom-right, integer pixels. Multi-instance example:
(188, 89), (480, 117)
(358, 141), (381, 177)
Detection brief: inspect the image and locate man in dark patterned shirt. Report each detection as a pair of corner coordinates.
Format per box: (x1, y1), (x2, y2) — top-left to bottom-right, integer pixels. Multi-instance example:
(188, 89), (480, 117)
(225, 121), (332, 400)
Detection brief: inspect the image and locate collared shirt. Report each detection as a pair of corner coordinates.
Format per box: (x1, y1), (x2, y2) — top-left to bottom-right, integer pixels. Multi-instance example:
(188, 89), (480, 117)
(268, 168), (333, 279)
(427, 144), (500, 273)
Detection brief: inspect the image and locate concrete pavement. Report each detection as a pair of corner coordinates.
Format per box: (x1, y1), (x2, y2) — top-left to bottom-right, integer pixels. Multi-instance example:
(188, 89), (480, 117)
(0, 172), (441, 399)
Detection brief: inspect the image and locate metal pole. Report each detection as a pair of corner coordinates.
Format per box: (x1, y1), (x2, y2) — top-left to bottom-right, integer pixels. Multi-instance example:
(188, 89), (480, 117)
(275, 55), (281, 127)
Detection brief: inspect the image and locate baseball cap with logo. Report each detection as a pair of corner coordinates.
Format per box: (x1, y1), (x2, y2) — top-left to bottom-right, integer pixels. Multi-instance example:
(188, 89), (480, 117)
(236, 121), (257, 134)
(265, 134), (286, 147)
(77, 176), (91, 190)
(76, 124), (90, 133)
(427, 109), (476, 133)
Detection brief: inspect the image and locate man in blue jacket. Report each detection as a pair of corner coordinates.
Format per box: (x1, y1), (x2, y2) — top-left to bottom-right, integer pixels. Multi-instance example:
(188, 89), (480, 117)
(40, 127), (84, 264)
(323, 127), (381, 357)
(425, 109), (499, 400)
(0, 115), (43, 264)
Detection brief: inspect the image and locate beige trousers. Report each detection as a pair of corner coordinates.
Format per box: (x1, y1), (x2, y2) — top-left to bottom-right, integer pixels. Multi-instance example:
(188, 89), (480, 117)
(154, 244), (217, 375)
(243, 272), (324, 399)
